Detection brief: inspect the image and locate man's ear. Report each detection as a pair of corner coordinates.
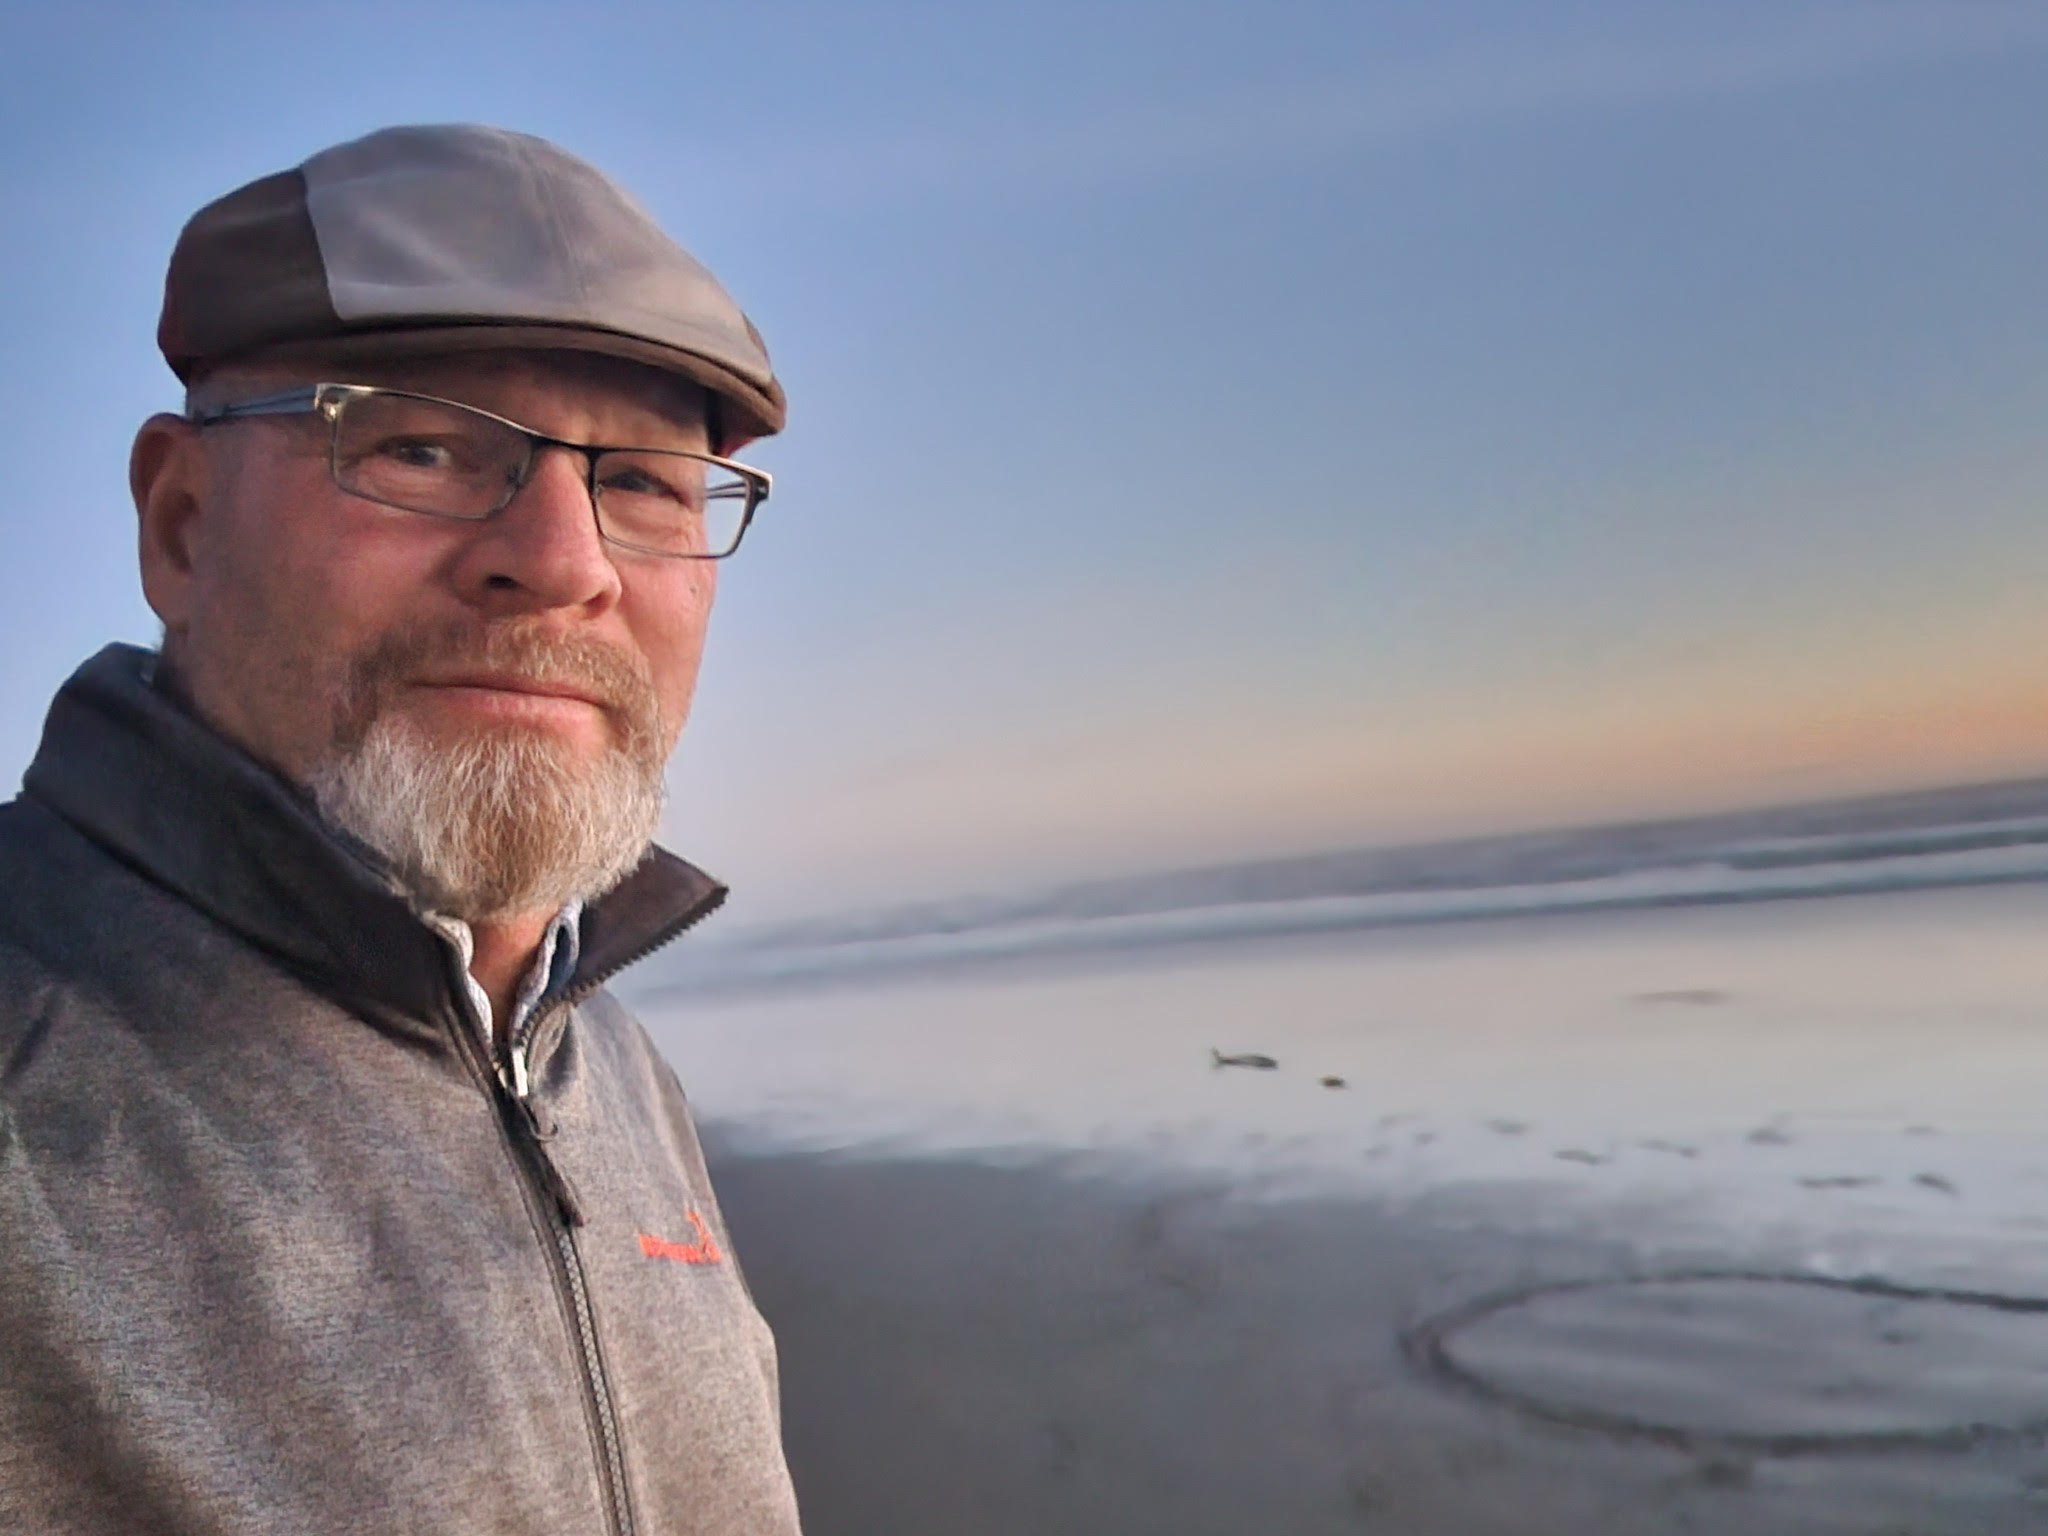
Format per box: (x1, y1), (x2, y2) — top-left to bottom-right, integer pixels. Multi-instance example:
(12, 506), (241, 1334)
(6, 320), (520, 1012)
(132, 413), (210, 635)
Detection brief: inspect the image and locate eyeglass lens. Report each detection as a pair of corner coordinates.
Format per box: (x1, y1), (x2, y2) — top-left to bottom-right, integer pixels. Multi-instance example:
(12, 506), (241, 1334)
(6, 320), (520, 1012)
(331, 391), (752, 557)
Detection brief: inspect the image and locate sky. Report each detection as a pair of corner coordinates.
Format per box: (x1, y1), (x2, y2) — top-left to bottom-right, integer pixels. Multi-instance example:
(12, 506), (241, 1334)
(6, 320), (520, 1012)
(1, 0), (2045, 919)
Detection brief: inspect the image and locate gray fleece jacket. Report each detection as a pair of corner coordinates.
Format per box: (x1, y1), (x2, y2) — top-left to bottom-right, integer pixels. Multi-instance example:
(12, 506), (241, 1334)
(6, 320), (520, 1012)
(0, 646), (802, 1535)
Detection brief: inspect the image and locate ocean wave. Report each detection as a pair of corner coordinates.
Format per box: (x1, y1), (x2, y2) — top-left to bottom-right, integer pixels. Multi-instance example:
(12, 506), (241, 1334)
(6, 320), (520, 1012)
(647, 778), (2048, 994)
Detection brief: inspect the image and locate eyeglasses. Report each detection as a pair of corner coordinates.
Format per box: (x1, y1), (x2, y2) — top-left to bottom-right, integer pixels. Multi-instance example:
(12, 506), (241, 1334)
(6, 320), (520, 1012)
(189, 383), (771, 559)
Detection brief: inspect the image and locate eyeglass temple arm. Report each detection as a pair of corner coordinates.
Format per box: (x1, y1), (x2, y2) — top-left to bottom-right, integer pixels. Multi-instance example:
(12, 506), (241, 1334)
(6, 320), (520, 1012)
(186, 385), (327, 426)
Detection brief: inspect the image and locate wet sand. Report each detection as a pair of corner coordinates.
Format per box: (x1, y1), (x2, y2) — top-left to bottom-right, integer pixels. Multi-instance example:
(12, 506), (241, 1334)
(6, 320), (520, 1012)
(643, 885), (2048, 1532)
(707, 1138), (2048, 1534)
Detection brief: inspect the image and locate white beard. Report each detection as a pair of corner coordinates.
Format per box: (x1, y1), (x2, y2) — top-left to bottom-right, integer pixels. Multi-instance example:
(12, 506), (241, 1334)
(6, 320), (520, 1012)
(310, 707), (666, 923)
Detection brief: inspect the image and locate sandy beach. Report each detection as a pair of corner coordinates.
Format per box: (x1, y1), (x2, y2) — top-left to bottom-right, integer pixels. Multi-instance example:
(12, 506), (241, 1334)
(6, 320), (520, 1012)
(638, 883), (2048, 1532)
(709, 1146), (2048, 1534)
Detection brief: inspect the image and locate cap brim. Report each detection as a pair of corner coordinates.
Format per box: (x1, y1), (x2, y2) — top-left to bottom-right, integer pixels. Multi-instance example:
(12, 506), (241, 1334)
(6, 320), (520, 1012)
(196, 321), (785, 453)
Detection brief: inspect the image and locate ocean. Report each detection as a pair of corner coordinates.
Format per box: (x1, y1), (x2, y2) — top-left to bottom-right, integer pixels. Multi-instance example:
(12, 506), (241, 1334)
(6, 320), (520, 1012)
(642, 773), (2048, 995)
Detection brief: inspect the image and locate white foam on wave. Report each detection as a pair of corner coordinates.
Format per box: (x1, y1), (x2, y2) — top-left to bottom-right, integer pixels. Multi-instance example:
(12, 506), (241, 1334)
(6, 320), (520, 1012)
(681, 837), (2048, 989)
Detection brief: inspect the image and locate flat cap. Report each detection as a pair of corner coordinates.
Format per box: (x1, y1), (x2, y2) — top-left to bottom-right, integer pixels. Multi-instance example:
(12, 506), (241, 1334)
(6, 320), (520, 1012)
(159, 124), (784, 448)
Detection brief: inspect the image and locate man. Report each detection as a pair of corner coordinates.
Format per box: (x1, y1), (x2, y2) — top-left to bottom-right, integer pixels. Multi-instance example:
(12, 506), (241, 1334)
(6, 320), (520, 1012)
(0, 125), (802, 1534)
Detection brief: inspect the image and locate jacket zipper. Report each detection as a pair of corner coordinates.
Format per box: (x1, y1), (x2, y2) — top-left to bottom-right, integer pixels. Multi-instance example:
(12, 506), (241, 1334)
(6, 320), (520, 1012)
(498, 1088), (627, 1535)
(457, 885), (727, 1536)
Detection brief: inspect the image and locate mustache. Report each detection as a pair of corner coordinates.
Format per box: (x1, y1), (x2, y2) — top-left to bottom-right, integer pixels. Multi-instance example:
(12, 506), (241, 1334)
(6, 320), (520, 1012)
(333, 620), (665, 752)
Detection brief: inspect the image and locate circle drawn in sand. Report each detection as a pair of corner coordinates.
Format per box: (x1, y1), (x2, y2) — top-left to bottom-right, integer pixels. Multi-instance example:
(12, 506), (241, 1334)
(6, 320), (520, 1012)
(1406, 1272), (2048, 1454)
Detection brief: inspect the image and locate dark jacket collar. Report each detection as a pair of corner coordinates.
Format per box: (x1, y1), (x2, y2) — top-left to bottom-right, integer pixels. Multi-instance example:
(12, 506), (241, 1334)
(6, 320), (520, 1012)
(20, 644), (725, 1035)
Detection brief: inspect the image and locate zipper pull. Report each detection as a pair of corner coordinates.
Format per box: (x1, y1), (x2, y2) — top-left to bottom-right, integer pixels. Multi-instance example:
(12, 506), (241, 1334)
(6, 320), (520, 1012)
(511, 1102), (586, 1227)
(536, 1145), (587, 1228)
(504, 1062), (584, 1227)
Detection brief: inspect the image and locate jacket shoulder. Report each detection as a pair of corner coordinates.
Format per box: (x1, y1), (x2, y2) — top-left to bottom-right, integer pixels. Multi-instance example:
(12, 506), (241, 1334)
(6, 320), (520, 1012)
(0, 798), (114, 1094)
(0, 789), (205, 944)
(0, 793), (258, 1069)
(0, 792), (169, 931)
(0, 795), (112, 981)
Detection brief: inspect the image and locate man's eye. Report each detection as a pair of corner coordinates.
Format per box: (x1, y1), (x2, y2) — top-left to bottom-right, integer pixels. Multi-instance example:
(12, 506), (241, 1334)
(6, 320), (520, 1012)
(376, 437), (457, 471)
(602, 467), (688, 502)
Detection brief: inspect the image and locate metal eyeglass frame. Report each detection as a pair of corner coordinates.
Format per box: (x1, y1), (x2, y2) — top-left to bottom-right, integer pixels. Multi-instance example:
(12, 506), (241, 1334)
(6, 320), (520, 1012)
(187, 382), (772, 559)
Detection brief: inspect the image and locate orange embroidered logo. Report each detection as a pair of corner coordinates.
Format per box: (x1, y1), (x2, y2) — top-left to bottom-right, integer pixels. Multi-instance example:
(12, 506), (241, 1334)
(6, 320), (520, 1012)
(637, 1210), (723, 1266)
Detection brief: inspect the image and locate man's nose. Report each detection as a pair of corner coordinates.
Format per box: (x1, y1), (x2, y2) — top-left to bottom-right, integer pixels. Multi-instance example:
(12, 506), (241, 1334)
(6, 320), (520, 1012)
(450, 446), (624, 615)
